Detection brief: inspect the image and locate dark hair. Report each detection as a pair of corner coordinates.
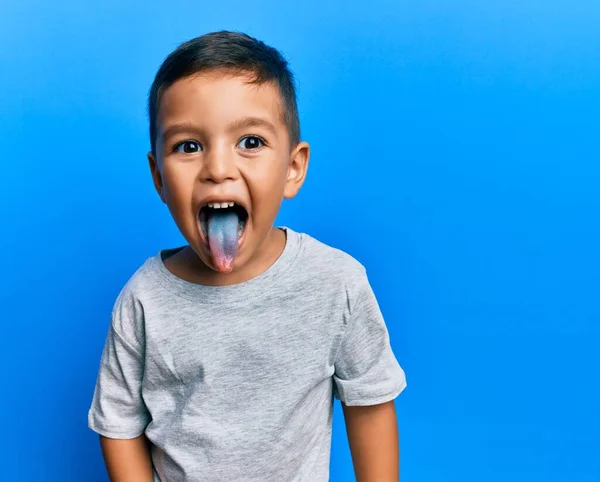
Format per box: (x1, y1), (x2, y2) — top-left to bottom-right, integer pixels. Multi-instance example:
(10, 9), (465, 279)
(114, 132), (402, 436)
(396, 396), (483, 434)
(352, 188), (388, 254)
(148, 31), (300, 155)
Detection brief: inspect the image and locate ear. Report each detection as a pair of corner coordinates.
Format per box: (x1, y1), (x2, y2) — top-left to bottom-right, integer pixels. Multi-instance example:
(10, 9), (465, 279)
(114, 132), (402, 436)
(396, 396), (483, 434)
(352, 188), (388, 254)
(283, 141), (310, 199)
(147, 152), (166, 203)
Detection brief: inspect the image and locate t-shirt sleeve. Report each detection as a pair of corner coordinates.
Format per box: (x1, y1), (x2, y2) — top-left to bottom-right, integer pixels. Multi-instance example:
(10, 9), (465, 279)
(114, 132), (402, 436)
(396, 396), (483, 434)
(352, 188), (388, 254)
(88, 310), (150, 439)
(333, 272), (407, 406)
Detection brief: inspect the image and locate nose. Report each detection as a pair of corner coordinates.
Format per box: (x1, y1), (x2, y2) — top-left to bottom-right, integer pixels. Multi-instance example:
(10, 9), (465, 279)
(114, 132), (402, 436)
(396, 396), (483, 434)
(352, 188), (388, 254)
(200, 144), (238, 184)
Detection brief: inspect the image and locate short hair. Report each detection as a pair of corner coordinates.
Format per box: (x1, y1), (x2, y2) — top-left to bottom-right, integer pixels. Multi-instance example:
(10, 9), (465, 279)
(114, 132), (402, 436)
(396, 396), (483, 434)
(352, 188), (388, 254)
(148, 31), (301, 155)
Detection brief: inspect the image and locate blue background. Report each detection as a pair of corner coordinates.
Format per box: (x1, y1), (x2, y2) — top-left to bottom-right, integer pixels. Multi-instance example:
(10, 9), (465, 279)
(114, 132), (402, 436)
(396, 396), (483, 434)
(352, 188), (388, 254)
(1, 1), (599, 480)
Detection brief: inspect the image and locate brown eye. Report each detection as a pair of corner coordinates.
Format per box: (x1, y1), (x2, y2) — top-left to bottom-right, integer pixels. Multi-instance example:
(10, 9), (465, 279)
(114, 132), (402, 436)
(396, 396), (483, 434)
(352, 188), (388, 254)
(237, 136), (264, 150)
(175, 141), (202, 153)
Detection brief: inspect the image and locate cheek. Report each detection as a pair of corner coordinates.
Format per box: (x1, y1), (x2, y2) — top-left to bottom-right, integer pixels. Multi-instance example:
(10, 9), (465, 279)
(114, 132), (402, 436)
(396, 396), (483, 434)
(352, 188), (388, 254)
(161, 164), (197, 219)
(249, 173), (287, 221)
(162, 163), (196, 197)
(254, 154), (289, 184)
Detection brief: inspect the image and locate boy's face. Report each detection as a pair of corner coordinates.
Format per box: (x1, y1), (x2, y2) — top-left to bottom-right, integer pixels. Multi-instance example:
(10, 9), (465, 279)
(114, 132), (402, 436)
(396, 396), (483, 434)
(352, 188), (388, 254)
(148, 71), (309, 274)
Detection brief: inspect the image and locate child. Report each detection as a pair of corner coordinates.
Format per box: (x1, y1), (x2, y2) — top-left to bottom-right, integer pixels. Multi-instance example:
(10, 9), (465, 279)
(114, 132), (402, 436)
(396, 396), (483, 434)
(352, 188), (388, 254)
(88, 31), (406, 482)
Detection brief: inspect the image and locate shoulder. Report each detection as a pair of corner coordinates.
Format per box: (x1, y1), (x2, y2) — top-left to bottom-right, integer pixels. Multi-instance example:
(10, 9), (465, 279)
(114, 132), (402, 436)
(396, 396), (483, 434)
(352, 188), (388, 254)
(113, 254), (161, 310)
(109, 253), (163, 348)
(291, 229), (370, 298)
(299, 231), (365, 274)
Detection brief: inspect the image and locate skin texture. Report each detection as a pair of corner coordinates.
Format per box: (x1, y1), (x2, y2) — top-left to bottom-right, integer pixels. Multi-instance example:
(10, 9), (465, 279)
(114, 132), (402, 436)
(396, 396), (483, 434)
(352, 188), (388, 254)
(100, 70), (400, 480)
(100, 435), (154, 482)
(343, 401), (400, 481)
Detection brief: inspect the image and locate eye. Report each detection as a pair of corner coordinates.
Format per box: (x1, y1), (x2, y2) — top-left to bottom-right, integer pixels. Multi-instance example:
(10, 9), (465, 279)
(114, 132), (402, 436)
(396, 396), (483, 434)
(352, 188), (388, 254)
(237, 136), (264, 150)
(174, 140), (202, 153)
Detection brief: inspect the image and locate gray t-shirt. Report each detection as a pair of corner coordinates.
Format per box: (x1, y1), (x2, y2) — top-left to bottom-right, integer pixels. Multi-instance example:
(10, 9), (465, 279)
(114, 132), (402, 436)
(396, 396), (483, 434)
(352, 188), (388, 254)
(88, 227), (406, 481)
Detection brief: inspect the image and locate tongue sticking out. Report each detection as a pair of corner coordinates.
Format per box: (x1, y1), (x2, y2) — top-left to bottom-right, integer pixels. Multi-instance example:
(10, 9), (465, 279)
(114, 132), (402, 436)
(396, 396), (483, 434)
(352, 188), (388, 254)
(207, 210), (240, 272)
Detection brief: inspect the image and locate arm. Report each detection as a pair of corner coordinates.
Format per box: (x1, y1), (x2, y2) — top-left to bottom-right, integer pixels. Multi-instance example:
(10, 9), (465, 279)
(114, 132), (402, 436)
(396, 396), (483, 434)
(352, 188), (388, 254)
(100, 435), (154, 482)
(89, 302), (153, 481)
(342, 400), (399, 482)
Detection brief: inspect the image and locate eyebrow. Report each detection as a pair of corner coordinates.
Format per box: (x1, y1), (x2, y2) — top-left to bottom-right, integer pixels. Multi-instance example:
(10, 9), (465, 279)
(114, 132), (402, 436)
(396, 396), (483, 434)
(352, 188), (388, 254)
(161, 117), (278, 144)
(230, 117), (278, 136)
(161, 123), (203, 143)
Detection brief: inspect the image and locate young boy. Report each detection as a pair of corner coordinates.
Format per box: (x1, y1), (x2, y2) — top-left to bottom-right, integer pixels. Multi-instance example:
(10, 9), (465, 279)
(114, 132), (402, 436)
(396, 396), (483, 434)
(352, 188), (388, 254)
(88, 31), (406, 482)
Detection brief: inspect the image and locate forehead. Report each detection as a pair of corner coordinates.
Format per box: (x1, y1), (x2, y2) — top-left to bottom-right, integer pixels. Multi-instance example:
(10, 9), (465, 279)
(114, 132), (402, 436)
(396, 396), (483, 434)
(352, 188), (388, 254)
(157, 72), (286, 130)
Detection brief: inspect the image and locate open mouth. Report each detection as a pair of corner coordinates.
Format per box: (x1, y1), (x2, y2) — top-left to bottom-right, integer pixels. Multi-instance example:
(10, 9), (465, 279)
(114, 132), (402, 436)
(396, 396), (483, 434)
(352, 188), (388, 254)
(199, 202), (248, 239)
(198, 202), (249, 272)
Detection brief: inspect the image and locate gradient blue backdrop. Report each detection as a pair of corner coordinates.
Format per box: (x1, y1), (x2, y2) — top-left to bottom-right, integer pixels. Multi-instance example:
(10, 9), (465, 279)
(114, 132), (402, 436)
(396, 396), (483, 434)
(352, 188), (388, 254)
(1, 1), (599, 480)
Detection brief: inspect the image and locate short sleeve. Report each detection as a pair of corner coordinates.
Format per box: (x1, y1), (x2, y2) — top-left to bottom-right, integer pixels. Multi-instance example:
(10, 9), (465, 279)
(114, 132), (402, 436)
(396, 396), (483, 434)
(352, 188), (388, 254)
(333, 274), (407, 406)
(88, 317), (150, 439)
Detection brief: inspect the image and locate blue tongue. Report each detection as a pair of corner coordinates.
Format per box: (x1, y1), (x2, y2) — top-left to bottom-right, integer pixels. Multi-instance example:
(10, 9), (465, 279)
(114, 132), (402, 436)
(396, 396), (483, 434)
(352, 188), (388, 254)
(207, 210), (240, 272)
